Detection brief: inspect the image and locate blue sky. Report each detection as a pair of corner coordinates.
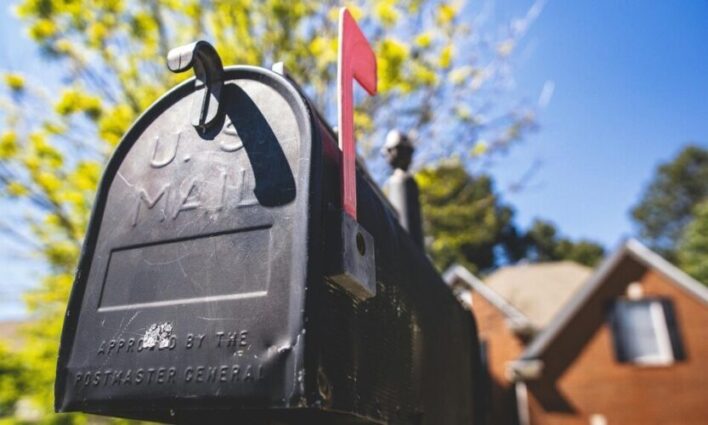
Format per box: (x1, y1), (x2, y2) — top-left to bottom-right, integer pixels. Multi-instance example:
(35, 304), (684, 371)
(1, 1), (707, 319)
(487, 0), (708, 246)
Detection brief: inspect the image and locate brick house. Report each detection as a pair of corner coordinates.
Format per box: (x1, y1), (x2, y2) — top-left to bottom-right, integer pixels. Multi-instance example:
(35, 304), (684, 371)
(445, 239), (708, 425)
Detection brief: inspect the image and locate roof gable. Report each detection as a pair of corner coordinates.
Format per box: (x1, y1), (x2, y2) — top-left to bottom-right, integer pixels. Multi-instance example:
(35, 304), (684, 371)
(521, 239), (708, 361)
(444, 265), (533, 332)
(484, 261), (592, 329)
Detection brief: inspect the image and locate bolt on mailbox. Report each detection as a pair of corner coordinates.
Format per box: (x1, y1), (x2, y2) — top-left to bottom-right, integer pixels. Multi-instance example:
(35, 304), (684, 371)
(55, 9), (485, 424)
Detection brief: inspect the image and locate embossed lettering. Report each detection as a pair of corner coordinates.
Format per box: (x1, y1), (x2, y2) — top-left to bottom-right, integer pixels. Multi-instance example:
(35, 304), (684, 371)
(123, 370), (132, 385)
(207, 366), (218, 383)
(146, 368), (156, 384)
(219, 365), (228, 383)
(134, 184), (169, 226)
(215, 330), (248, 348)
(219, 139), (243, 152)
(150, 133), (180, 168)
(107, 340), (116, 354)
(195, 366), (205, 383)
(173, 180), (200, 219)
(74, 364), (263, 387)
(244, 365), (254, 382)
(215, 171), (227, 211)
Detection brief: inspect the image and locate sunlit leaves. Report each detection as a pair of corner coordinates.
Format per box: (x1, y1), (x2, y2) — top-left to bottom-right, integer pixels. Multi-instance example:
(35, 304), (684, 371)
(471, 140), (487, 157)
(55, 89), (103, 119)
(677, 200), (708, 285)
(375, 0), (399, 26)
(6, 182), (29, 197)
(98, 104), (135, 146)
(436, 2), (458, 25)
(28, 18), (57, 40)
(0, 132), (19, 160)
(414, 32), (433, 49)
(3, 74), (25, 93)
(417, 162), (512, 273)
(0, 342), (29, 416)
(377, 38), (409, 92)
(438, 44), (453, 69)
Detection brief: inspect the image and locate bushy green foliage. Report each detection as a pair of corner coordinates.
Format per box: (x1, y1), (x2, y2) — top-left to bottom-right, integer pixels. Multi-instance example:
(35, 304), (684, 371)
(525, 219), (604, 267)
(677, 200), (708, 286)
(417, 162), (517, 273)
(0, 343), (29, 418)
(417, 163), (605, 272)
(0, 0), (541, 422)
(631, 145), (708, 260)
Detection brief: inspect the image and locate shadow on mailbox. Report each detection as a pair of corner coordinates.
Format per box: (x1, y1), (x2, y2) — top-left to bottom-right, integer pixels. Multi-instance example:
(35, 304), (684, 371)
(56, 35), (484, 425)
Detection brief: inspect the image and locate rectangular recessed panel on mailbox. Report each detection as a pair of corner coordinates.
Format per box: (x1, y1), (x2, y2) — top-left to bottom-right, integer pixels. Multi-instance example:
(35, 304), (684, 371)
(99, 227), (271, 311)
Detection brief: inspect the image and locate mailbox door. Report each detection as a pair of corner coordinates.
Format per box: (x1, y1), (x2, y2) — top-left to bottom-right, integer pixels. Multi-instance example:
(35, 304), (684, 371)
(56, 67), (318, 419)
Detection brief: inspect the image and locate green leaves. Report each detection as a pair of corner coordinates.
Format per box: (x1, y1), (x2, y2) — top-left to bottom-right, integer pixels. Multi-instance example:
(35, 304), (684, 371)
(418, 164), (605, 272)
(0, 343), (29, 418)
(3, 74), (25, 93)
(417, 162), (514, 273)
(525, 219), (605, 267)
(631, 145), (708, 260)
(677, 200), (708, 286)
(54, 89), (103, 119)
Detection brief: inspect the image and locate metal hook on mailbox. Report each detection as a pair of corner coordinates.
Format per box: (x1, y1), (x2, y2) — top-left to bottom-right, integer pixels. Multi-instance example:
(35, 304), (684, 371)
(167, 40), (224, 131)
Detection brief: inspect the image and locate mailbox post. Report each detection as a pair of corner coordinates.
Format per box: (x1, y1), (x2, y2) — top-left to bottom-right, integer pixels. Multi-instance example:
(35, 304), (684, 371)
(383, 130), (424, 248)
(56, 9), (484, 424)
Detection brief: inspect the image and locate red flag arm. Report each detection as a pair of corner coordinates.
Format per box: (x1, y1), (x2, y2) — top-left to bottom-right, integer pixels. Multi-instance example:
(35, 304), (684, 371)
(337, 7), (377, 220)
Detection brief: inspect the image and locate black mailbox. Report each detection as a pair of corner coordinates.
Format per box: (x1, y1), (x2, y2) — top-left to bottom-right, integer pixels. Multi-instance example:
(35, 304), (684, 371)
(56, 38), (484, 424)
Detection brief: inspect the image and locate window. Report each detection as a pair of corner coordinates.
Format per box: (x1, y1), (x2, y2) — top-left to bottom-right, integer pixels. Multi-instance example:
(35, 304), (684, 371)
(609, 299), (685, 365)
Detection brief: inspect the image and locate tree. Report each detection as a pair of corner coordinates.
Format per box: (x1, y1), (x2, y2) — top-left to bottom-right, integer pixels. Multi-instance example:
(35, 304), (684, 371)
(0, 0), (543, 421)
(0, 343), (28, 418)
(631, 145), (708, 259)
(417, 161), (519, 273)
(417, 164), (605, 272)
(525, 219), (604, 267)
(677, 200), (708, 286)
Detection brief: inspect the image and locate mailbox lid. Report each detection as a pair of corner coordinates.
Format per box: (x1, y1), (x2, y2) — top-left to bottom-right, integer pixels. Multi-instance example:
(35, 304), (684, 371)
(56, 66), (319, 416)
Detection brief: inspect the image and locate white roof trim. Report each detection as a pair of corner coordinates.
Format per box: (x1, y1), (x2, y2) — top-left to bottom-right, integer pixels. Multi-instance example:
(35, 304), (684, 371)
(443, 264), (533, 331)
(624, 239), (708, 302)
(521, 239), (708, 360)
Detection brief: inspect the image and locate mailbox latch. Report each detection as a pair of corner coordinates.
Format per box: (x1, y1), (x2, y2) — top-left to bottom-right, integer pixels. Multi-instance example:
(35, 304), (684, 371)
(167, 40), (224, 131)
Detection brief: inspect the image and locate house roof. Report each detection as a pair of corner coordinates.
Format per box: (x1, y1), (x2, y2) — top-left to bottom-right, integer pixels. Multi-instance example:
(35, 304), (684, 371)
(521, 239), (708, 361)
(483, 261), (592, 329)
(444, 265), (533, 331)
